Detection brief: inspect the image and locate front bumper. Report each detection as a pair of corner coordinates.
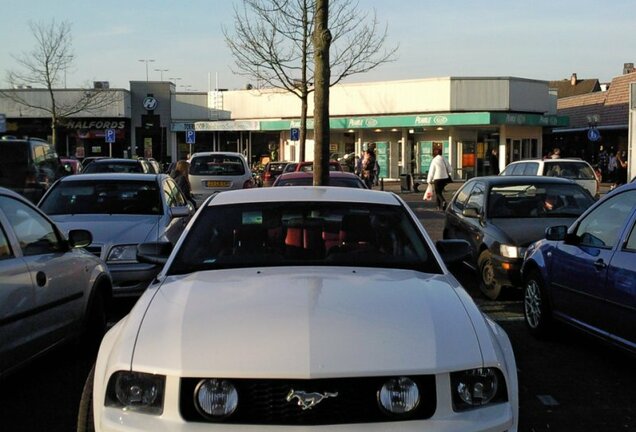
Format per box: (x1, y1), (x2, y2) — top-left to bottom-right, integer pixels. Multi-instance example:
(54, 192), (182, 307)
(490, 255), (523, 288)
(108, 262), (160, 297)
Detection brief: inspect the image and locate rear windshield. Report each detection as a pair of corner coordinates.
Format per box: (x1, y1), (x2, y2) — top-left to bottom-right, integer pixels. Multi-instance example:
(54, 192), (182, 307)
(83, 161), (143, 173)
(488, 183), (594, 218)
(190, 155), (245, 176)
(168, 202), (441, 275)
(267, 163), (288, 173)
(39, 180), (162, 215)
(542, 162), (595, 180)
(276, 177), (365, 188)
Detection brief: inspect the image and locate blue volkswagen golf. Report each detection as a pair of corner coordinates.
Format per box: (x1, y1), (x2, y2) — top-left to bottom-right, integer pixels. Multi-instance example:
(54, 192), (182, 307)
(521, 183), (636, 354)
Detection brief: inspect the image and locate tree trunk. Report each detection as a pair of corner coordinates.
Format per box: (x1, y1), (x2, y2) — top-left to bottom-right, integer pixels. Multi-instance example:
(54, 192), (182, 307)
(299, 92), (308, 162)
(312, 0), (331, 186)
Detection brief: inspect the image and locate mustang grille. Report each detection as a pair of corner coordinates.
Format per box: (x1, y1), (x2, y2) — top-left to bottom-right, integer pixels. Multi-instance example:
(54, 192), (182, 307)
(180, 375), (436, 425)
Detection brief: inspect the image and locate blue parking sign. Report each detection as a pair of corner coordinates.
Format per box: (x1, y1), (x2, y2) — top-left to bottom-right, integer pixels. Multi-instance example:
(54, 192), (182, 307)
(105, 128), (116, 143)
(290, 128), (300, 141)
(186, 130), (196, 144)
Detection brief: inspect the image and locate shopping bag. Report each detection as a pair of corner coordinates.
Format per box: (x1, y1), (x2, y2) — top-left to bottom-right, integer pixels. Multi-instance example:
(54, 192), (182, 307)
(423, 183), (434, 201)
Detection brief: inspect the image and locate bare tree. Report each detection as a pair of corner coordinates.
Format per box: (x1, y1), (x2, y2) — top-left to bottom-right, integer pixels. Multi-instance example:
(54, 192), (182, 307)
(1, 20), (121, 148)
(225, 0), (398, 162)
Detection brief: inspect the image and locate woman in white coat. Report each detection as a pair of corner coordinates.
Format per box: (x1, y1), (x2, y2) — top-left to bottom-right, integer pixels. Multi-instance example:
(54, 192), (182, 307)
(426, 148), (453, 210)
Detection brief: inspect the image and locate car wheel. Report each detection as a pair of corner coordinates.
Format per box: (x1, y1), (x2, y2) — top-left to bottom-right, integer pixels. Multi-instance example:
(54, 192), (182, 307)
(77, 364), (96, 432)
(478, 250), (502, 300)
(523, 270), (553, 337)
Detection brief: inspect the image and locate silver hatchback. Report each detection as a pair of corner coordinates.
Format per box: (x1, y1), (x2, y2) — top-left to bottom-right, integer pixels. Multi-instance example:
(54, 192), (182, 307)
(189, 152), (254, 206)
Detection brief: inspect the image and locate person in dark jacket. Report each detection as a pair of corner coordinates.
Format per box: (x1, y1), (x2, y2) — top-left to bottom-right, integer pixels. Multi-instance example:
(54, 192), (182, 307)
(489, 148), (500, 175)
(171, 160), (196, 208)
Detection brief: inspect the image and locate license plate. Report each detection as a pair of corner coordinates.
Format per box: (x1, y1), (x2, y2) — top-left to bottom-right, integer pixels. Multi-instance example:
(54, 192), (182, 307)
(205, 180), (230, 188)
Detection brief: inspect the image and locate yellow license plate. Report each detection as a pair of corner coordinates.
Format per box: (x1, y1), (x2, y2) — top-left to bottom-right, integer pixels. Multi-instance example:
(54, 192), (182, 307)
(205, 180), (230, 188)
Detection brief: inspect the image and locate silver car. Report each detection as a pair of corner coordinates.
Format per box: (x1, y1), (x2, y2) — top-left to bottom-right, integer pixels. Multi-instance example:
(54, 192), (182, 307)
(38, 173), (194, 297)
(189, 152), (254, 206)
(0, 187), (111, 378)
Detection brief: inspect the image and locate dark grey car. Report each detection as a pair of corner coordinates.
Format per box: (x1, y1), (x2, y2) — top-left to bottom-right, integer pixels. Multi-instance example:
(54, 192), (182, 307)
(0, 187), (111, 378)
(443, 176), (595, 300)
(38, 173), (194, 297)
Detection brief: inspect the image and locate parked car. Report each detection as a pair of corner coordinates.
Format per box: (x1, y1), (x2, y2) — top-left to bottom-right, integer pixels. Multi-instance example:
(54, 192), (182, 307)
(82, 158), (156, 174)
(282, 162), (298, 173)
(188, 152), (254, 206)
(295, 160), (344, 172)
(81, 156), (108, 168)
(500, 158), (599, 198)
(443, 176), (595, 300)
(261, 160), (289, 186)
(522, 183), (636, 354)
(61, 157), (83, 174)
(79, 186), (518, 431)
(38, 173), (194, 298)
(0, 136), (64, 203)
(273, 170), (367, 188)
(0, 187), (111, 378)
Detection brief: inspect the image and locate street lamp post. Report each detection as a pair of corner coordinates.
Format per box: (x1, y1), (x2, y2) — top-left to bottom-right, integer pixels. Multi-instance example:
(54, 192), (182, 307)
(154, 68), (169, 81)
(138, 59), (155, 81)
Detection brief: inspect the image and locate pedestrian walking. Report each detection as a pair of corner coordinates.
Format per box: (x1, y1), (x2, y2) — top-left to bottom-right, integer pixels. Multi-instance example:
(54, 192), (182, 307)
(489, 148), (500, 175)
(426, 148), (453, 210)
(361, 149), (376, 189)
(171, 159), (196, 208)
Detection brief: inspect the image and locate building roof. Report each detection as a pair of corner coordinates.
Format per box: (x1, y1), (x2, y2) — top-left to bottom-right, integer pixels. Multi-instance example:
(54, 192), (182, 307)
(556, 71), (636, 129)
(549, 75), (601, 98)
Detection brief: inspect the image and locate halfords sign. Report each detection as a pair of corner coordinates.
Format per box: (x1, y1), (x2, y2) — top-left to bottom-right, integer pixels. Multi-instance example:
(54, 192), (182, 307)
(65, 120), (126, 129)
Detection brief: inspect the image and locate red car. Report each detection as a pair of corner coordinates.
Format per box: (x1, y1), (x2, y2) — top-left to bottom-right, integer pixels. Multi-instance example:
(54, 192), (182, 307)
(60, 158), (83, 174)
(295, 160), (343, 172)
(272, 171), (367, 188)
(261, 161), (290, 187)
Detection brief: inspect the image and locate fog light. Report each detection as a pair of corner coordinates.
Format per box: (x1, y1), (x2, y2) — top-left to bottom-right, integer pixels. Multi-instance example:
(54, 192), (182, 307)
(195, 379), (238, 418)
(378, 377), (419, 414)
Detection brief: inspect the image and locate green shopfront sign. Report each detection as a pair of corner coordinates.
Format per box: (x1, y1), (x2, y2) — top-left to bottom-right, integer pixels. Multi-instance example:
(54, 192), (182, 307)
(260, 112), (567, 131)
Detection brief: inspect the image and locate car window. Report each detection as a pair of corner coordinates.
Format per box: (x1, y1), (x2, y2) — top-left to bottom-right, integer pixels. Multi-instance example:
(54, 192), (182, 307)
(0, 225), (13, 259)
(509, 163), (525, 175)
(83, 161), (143, 173)
(522, 162), (539, 175)
(466, 183), (485, 213)
(625, 221), (636, 252)
(451, 182), (475, 212)
(168, 202), (441, 275)
(488, 183), (594, 218)
(276, 177), (365, 188)
(575, 190), (636, 248)
(164, 178), (186, 207)
(0, 196), (62, 256)
(39, 180), (162, 215)
(190, 155), (246, 176)
(543, 162), (595, 180)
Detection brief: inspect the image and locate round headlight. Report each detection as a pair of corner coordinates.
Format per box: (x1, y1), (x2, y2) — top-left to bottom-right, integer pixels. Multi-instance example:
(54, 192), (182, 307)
(378, 377), (420, 414)
(195, 379), (239, 418)
(455, 368), (499, 406)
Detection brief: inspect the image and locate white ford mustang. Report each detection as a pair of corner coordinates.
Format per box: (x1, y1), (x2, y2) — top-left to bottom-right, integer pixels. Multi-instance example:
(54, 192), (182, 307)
(79, 187), (518, 431)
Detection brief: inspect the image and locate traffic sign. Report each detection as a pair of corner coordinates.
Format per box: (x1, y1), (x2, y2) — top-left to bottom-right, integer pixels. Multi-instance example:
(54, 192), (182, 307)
(290, 127), (300, 141)
(105, 128), (116, 143)
(186, 129), (196, 144)
(587, 127), (601, 142)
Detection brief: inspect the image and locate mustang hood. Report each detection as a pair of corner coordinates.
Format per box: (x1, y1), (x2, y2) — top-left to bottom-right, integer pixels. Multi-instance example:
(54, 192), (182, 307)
(132, 267), (484, 378)
(490, 217), (578, 247)
(50, 214), (160, 244)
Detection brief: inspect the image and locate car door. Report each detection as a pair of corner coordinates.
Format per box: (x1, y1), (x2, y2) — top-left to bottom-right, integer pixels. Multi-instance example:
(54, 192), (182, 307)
(0, 195), (88, 355)
(603, 206), (636, 348)
(447, 182), (485, 265)
(163, 178), (192, 244)
(0, 217), (36, 375)
(549, 190), (636, 332)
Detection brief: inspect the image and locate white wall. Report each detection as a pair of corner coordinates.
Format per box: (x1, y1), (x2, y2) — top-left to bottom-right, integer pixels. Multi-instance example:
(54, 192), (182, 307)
(0, 89), (130, 117)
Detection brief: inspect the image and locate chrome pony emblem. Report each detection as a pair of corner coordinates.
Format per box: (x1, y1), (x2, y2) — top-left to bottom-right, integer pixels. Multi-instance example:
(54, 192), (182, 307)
(286, 389), (338, 410)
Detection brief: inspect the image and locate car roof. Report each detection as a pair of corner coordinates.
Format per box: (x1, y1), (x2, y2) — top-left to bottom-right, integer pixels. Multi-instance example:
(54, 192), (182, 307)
(89, 158), (142, 164)
(508, 158), (590, 164)
(56, 173), (164, 182)
(207, 186), (400, 206)
(191, 151), (245, 158)
(467, 175), (579, 186)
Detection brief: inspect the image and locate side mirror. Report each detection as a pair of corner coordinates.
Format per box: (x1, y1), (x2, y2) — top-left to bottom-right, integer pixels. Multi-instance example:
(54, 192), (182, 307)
(137, 242), (173, 265)
(545, 225), (568, 241)
(68, 229), (92, 248)
(169, 206), (190, 219)
(462, 207), (480, 218)
(436, 239), (472, 267)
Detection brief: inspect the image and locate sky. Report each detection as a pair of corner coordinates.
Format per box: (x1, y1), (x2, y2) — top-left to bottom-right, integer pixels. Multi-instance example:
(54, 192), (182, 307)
(0, 0), (634, 92)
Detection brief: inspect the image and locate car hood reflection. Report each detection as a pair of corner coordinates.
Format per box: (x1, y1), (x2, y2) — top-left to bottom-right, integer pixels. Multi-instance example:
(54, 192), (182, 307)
(132, 267), (483, 378)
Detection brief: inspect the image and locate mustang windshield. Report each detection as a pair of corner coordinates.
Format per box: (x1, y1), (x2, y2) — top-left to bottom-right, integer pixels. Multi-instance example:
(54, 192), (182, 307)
(488, 183), (594, 218)
(168, 202), (441, 274)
